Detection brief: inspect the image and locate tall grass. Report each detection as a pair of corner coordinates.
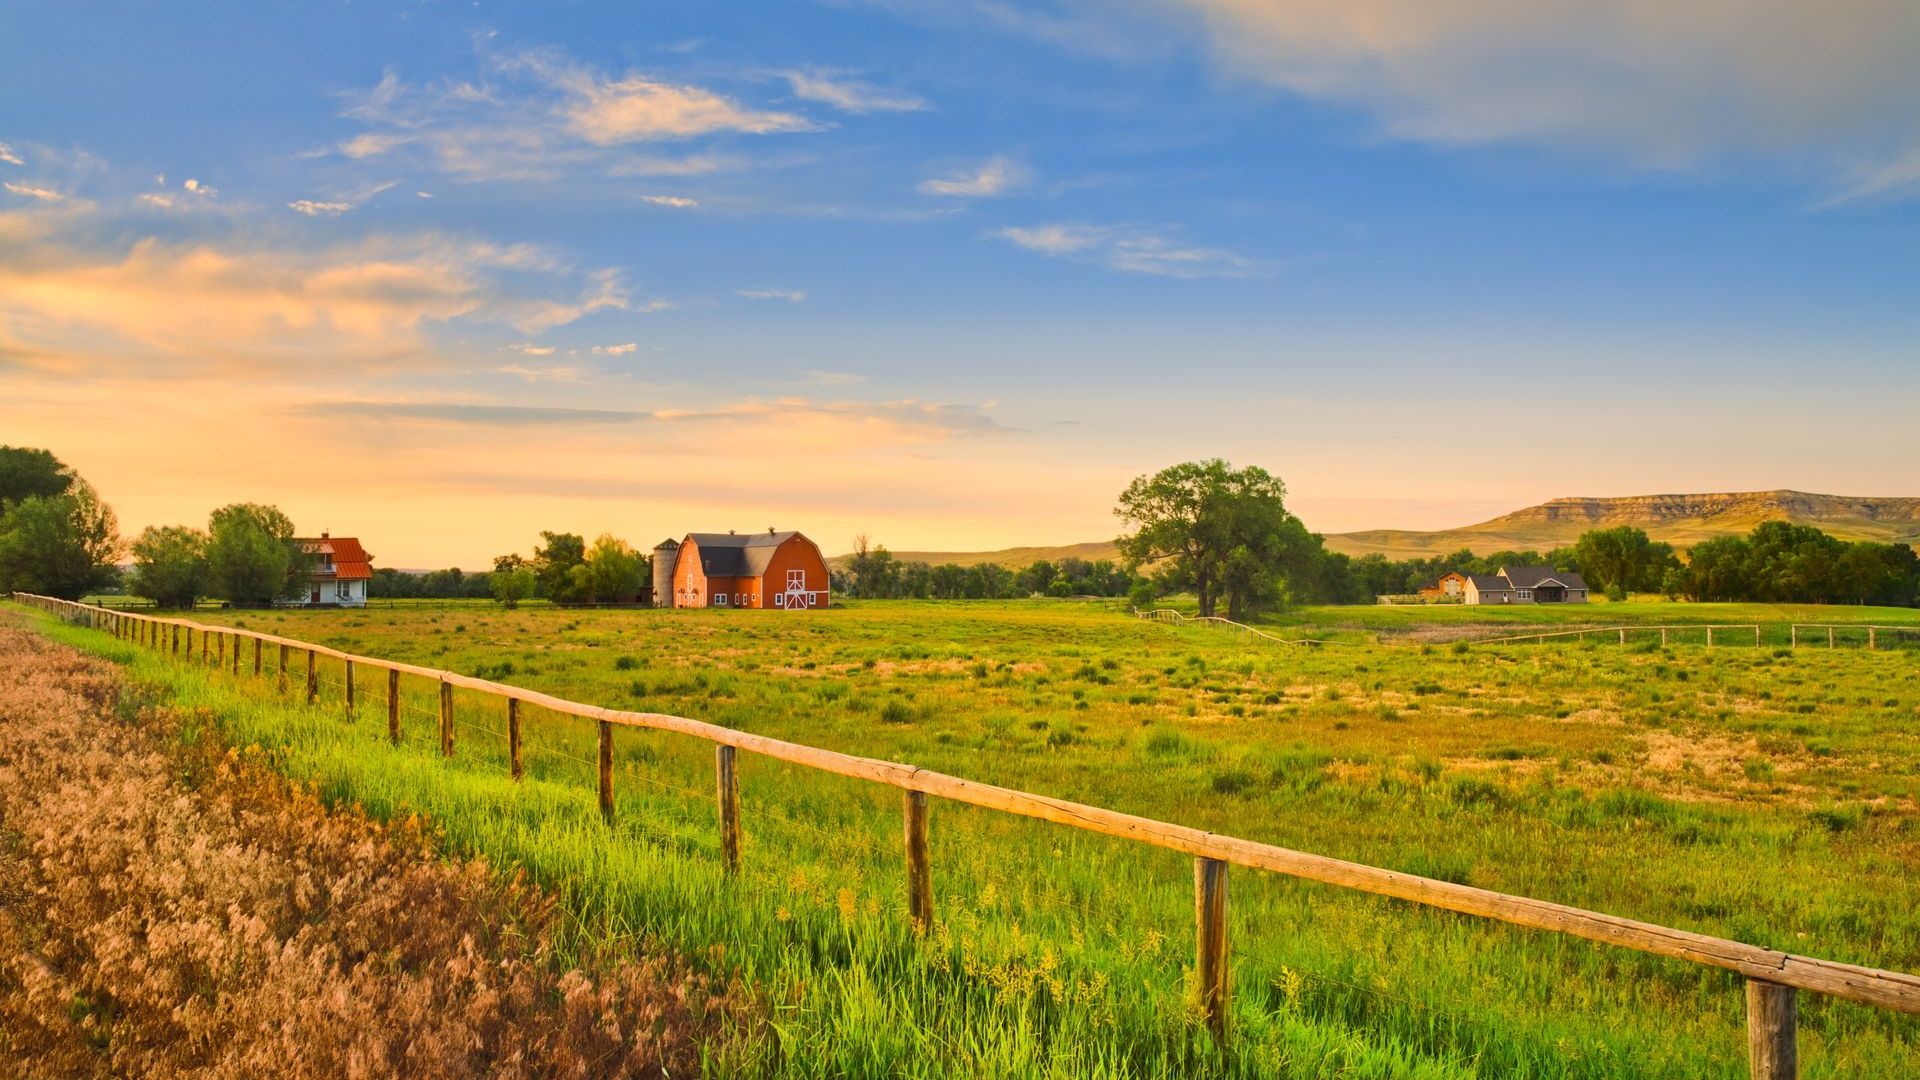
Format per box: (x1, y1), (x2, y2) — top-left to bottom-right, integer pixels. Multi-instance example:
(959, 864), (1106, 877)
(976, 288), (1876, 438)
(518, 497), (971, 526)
(22, 601), (1920, 1078)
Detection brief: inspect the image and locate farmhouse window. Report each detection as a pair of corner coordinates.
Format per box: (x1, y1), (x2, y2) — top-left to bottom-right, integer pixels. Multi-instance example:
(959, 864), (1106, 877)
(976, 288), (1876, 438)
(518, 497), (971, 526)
(1517, 589), (1531, 600)
(335, 581), (351, 600)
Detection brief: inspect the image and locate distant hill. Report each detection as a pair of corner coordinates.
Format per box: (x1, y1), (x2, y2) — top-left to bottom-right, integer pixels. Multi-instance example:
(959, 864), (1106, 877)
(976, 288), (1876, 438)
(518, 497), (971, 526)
(1322, 490), (1920, 559)
(838, 490), (1920, 568)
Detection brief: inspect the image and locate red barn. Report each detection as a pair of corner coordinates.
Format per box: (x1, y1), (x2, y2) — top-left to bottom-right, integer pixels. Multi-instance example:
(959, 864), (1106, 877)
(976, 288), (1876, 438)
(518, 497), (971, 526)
(656, 530), (830, 609)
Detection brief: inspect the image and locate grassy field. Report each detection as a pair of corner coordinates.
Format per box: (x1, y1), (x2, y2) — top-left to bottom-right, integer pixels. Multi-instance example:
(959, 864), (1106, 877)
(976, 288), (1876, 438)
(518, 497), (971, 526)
(19, 598), (1920, 1077)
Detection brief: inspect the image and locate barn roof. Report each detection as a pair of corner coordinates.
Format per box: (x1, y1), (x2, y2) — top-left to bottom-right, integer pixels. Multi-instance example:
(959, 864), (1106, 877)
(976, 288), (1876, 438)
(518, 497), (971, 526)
(1465, 574), (1510, 591)
(684, 531), (805, 578)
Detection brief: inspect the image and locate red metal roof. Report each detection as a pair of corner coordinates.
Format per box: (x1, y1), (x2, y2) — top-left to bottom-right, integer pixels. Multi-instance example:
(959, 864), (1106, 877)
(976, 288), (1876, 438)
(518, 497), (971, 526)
(296, 535), (374, 580)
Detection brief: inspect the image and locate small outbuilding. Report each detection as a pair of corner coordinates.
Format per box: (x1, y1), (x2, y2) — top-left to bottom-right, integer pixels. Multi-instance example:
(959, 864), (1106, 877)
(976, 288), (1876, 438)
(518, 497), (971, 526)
(1418, 571), (1468, 599)
(660, 530), (830, 610)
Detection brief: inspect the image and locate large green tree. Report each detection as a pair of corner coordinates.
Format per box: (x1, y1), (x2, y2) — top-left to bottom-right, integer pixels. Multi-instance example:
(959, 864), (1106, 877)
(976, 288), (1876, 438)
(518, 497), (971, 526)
(578, 534), (646, 603)
(0, 479), (121, 600)
(0, 446), (74, 510)
(205, 503), (307, 606)
(534, 531), (588, 603)
(1115, 460), (1307, 620)
(128, 525), (209, 608)
(1572, 526), (1679, 601)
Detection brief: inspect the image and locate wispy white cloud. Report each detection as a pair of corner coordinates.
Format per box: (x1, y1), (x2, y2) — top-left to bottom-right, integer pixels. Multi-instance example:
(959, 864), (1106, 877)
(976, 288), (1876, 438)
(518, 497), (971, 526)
(639, 194), (699, 208)
(136, 192), (174, 209)
(805, 369), (867, 385)
(919, 155), (1026, 197)
(338, 132), (415, 159)
(995, 222), (1255, 278)
(510, 343), (556, 356)
(548, 66), (817, 144)
(497, 363), (586, 383)
(334, 52), (816, 184)
(182, 178), (217, 198)
(736, 287), (807, 302)
(288, 199), (354, 217)
(3, 181), (62, 202)
(416, 191), (433, 198)
(593, 342), (639, 355)
(783, 69), (927, 114)
(0, 142), (23, 166)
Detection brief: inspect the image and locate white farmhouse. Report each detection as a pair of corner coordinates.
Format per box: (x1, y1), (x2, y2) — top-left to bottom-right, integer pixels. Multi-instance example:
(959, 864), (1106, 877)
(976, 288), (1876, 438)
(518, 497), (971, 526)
(288, 532), (372, 607)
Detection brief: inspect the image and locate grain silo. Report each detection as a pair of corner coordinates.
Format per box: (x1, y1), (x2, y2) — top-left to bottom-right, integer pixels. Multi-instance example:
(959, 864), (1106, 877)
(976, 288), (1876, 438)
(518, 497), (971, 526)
(651, 538), (680, 607)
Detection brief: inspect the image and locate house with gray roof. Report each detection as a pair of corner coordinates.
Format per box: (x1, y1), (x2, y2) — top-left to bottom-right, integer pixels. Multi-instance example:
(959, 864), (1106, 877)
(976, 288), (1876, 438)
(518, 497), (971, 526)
(1463, 566), (1589, 605)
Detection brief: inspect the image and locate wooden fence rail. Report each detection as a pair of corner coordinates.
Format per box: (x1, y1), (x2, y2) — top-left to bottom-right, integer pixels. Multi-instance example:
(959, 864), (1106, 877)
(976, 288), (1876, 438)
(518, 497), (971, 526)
(14, 592), (1920, 1077)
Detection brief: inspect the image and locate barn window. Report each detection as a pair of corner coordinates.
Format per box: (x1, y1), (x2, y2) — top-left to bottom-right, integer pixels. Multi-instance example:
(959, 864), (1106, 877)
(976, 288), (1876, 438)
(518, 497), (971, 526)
(788, 569), (805, 590)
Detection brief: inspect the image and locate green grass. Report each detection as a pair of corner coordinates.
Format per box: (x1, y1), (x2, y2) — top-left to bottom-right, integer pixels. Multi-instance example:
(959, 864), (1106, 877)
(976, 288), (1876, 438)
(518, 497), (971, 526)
(21, 598), (1920, 1077)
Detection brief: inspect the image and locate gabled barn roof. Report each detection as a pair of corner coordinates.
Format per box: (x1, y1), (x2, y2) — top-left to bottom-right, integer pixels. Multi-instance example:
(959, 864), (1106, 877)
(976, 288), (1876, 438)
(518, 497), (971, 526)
(1466, 574), (1510, 591)
(684, 531), (804, 578)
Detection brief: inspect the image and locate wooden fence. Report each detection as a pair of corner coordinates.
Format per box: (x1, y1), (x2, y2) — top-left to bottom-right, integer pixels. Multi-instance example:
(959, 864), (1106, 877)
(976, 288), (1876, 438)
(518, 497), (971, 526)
(14, 592), (1920, 1077)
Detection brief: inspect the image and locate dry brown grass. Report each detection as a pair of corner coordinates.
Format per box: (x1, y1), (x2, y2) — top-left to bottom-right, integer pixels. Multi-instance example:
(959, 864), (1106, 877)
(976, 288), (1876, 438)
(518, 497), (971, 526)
(0, 623), (748, 1079)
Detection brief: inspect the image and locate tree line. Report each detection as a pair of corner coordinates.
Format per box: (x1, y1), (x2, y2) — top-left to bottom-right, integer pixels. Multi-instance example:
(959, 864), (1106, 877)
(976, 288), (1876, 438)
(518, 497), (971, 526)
(1112, 459), (1919, 617)
(0, 447), (318, 607)
(834, 537), (1139, 600)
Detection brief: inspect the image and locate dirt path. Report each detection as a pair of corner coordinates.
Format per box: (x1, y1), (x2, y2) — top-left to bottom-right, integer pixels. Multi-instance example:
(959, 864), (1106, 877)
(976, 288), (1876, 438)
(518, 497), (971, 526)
(0, 619), (743, 1079)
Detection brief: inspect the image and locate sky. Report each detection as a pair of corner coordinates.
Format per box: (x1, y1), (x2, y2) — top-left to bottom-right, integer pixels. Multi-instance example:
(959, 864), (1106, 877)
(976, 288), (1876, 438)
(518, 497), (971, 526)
(3, 1), (1917, 568)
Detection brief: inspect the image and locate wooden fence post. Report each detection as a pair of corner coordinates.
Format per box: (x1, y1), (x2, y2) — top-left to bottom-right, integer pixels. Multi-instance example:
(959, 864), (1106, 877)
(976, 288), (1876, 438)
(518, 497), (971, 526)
(438, 680), (454, 757)
(598, 720), (615, 822)
(387, 669), (401, 744)
(1747, 979), (1797, 1079)
(171, 624), (179, 656)
(230, 633), (239, 675)
(1868, 628), (1876, 650)
(215, 632), (224, 670)
(1828, 627), (1835, 648)
(1791, 626), (1797, 648)
(305, 649), (317, 706)
(1707, 627), (1715, 648)
(344, 660), (355, 714)
(1618, 628), (1625, 645)
(253, 637), (261, 677)
(716, 745), (739, 873)
(507, 698), (522, 780)
(904, 791), (932, 932)
(278, 644), (289, 693)
(200, 628), (206, 664)
(1195, 856), (1230, 1043)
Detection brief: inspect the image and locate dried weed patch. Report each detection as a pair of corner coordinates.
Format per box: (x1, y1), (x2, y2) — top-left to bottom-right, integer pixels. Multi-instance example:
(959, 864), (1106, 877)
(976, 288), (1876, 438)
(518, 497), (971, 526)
(0, 624), (748, 1079)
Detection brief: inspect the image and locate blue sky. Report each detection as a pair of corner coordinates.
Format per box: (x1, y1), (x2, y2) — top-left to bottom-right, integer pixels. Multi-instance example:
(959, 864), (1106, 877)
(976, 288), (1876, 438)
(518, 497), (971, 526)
(3, 1), (1917, 565)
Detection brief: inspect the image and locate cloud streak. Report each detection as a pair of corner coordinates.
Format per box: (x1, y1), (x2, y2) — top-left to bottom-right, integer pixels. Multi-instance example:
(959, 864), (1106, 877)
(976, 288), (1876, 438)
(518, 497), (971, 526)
(919, 155), (1025, 197)
(784, 69), (928, 114)
(995, 223), (1255, 278)
(297, 396), (1012, 438)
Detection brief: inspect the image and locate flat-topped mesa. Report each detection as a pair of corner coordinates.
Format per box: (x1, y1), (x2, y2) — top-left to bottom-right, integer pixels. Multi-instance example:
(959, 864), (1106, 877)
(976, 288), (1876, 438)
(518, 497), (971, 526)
(1491, 491), (1920, 528)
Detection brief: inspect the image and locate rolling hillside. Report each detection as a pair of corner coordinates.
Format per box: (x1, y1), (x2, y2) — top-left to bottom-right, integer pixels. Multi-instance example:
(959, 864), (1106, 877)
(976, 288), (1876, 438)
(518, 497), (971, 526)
(1323, 490), (1920, 559)
(837, 490), (1920, 567)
